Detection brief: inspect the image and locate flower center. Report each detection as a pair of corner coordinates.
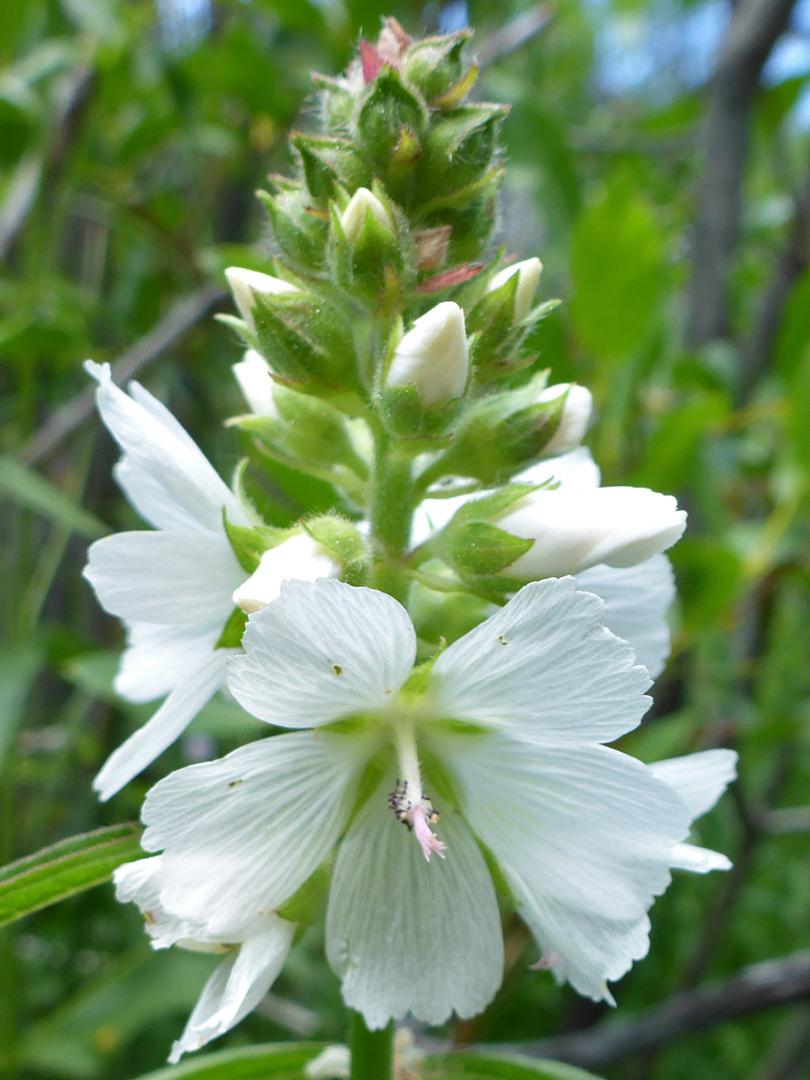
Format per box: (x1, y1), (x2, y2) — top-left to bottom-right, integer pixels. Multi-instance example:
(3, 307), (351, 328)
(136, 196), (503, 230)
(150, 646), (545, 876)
(388, 722), (446, 862)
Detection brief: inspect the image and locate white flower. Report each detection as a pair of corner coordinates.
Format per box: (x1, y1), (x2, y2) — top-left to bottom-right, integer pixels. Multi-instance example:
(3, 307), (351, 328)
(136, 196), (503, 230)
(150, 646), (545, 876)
(232, 349), (278, 417)
(487, 257), (543, 322)
(225, 267), (299, 333)
(340, 187), (395, 244)
(233, 533), (341, 614)
(117, 577), (734, 1056)
(536, 382), (593, 456)
(82, 362), (337, 800)
(413, 449), (677, 678)
(386, 301), (469, 408)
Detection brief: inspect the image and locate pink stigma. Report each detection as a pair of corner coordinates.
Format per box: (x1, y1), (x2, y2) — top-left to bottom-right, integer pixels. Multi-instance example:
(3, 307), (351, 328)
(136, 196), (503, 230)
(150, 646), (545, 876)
(412, 803), (446, 862)
(530, 950), (560, 971)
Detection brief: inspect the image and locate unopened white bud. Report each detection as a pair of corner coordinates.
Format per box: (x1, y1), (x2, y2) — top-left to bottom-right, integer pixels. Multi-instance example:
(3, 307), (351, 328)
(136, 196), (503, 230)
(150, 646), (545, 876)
(497, 486), (686, 579)
(225, 267), (300, 332)
(232, 350), (278, 417)
(233, 533), (341, 614)
(537, 383), (593, 455)
(340, 187), (395, 245)
(487, 257), (543, 322)
(386, 301), (468, 408)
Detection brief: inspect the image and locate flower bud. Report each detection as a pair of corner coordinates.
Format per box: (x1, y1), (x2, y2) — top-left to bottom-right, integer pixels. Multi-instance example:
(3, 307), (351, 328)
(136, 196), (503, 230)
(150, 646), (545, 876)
(487, 257), (543, 322)
(232, 533), (341, 614)
(385, 301), (468, 408)
(232, 350), (278, 417)
(536, 383), (593, 456)
(340, 187), (395, 245)
(495, 487), (687, 579)
(225, 268), (299, 333)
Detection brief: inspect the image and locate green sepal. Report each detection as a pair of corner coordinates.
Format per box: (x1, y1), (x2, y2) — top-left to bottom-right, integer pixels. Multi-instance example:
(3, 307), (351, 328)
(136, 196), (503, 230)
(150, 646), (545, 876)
(401, 30), (473, 103)
(215, 606), (249, 649)
(257, 187), (327, 270)
(445, 520), (534, 576)
(302, 513), (368, 565)
(277, 863), (332, 925)
(450, 482), (541, 526)
(357, 68), (428, 172)
(292, 132), (369, 199)
(252, 290), (360, 391)
(378, 384), (461, 441)
(419, 104), (508, 197)
(223, 512), (291, 573)
(214, 312), (255, 350)
(312, 71), (356, 129)
(419, 163), (504, 216)
(434, 63), (480, 109)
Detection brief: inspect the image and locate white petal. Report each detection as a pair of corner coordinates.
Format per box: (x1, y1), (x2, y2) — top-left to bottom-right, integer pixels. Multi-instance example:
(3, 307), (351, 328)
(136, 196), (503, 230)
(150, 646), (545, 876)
(431, 577), (651, 743)
(517, 446), (601, 489)
(113, 457), (204, 534)
(115, 622), (218, 703)
(233, 350), (279, 417)
(140, 731), (369, 939)
(574, 555), (675, 679)
(94, 650), (230, 801)
(233, 534), (340, 614)
(169, 921), (295, 1063)
(439, 732), (690, 1002)
(84, 531), (243, 626)
(386, 302), (469, 408)
(86, 361), (248, 534)
(670, 843), (732, 874)
(228, 579), (416, 729)
(650, 749), (738, 821)
(325, 780), (503, 1029)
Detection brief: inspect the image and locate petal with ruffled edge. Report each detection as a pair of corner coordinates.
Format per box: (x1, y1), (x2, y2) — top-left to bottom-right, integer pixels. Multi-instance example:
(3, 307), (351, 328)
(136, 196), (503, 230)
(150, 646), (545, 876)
(436, 731), (690, 1003)
(86, 361), (248, 535)
(431, 577), (651, 743)
(84, 531), (243, 626)
(114, 622), (220, 704)
(94, 648), (231, 801)
(575, 555), (675, 679)
(228, 580), (417, 729)
(325, 779), (503, 1029)
(140, 730), (370, 940)
(651, 749), (737, 874)
(168, 920), (295, 1064)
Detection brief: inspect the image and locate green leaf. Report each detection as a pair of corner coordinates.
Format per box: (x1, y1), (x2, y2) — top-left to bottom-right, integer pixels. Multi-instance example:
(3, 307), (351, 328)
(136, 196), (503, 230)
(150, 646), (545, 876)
(429, 1049), (605, 1079)
(445, 520), (533, 576)
(0, 824), (144, 928)
(132, 1043), (328, 1079)
(0, 455), (109, 539)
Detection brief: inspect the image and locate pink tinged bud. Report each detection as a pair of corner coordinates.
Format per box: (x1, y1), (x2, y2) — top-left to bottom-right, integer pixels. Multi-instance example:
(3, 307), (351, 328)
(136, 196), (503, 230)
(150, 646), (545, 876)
(386, 301), (469, 408)
(538, 383), (593, 456)
(340, 187), (395, 244)
(497, 486), (687, 579)
(487, 257), (543, 322)
(233, 533), (341, 614)
(225, 267), (300, 333)
(232, 350), (278, 417)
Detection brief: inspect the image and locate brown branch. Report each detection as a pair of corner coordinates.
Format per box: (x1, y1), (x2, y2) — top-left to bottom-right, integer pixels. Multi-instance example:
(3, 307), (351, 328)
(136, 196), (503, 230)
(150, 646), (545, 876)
(498, 951), (810, 1070)
(19, 283), (227, 465)
(478, 5), (554, 67)
(688, 0), (796, 346)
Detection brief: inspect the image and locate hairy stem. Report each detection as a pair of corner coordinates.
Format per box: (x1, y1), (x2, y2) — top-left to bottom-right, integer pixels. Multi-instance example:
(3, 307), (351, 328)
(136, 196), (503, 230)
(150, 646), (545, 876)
(349, 1012), (394, 1080)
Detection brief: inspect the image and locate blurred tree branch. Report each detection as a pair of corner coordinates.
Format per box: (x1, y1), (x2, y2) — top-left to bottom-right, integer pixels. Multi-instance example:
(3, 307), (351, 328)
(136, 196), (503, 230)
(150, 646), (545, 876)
(498, 950), (810, 1069)
(18, 284), (226, 465)
(688, 0), (796, 347)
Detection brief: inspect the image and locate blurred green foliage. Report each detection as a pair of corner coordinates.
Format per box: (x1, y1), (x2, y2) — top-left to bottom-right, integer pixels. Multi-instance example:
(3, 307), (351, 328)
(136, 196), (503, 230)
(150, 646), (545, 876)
(2, 0), (810, 1078)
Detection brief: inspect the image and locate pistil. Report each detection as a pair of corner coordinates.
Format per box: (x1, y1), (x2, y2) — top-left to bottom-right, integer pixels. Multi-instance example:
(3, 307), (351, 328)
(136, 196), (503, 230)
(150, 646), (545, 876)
(389, 721), (446, 861)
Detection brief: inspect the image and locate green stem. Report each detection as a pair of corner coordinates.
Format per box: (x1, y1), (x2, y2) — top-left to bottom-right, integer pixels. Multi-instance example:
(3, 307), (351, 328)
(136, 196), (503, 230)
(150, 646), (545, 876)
(349, 1012), (394, 1080)
(369, 424), (414, 603)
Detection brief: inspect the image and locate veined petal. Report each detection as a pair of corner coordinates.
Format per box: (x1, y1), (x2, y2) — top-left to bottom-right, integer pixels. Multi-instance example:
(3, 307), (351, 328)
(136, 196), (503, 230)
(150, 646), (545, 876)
(168, 921), (295, 1064)
(115, 622), (219, 703)
(650, 750), (738, 821)
(86, 361), (249, 535)
(670, 843), (732, 874)
(140, 731), (369, 939)
(113, 457), (207, 534)
(94, 650), (230, 801)
(574, 555), (675, 679)
(438, 731), (690, 1003)
(228, 579), (416, 729)
(84, 531), (243, 626)
(325, 780), (503, 1029)
(431, 577), (651, 743)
